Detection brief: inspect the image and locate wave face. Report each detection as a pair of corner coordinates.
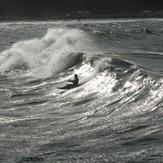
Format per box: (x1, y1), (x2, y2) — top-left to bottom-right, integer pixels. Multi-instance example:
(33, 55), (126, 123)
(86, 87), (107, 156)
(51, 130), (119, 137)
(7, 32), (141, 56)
(0, 19), (163, 163)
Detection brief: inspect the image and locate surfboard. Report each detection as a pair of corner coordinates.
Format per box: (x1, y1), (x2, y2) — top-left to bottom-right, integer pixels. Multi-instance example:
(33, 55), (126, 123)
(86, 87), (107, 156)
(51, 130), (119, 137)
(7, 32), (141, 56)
(58, 84), (80, 90)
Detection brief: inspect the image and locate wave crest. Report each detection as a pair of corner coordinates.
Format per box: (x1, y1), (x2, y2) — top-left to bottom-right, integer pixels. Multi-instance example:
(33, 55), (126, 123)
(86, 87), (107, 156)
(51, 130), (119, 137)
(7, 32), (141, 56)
(0, 28), (87, 78)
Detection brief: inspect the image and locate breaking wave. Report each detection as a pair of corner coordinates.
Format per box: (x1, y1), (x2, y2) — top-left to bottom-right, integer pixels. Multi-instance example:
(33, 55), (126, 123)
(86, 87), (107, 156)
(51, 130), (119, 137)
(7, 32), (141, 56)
(0, 28), (91, 78)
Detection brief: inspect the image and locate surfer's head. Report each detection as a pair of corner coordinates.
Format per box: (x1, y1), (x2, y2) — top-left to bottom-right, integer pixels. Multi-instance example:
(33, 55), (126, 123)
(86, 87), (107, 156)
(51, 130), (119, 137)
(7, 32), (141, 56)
(74, 74), (78, 78)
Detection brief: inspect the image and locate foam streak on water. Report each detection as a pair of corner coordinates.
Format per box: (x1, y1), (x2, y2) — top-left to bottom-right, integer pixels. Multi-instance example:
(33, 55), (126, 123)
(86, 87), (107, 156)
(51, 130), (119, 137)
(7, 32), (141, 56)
(0, 19), (163, 163)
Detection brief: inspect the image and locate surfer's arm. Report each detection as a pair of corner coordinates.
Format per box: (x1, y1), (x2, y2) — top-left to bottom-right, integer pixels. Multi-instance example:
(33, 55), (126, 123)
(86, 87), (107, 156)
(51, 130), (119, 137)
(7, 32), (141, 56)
(68, 79), (74, 83)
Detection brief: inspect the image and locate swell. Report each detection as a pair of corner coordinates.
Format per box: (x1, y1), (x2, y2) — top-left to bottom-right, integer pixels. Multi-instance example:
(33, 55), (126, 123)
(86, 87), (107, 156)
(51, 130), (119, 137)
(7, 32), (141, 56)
(1, 54), (163, 163)
(1, 20), (163, 163)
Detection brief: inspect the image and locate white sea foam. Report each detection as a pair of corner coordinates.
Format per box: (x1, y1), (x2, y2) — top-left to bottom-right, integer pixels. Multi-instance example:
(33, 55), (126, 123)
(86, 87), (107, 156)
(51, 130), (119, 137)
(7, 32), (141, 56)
(0, 28), (91, 78)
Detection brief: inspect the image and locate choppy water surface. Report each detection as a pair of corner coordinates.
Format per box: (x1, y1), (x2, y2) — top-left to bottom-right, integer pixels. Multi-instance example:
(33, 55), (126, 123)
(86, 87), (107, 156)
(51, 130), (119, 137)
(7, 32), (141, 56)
(0, 19), (163, 163)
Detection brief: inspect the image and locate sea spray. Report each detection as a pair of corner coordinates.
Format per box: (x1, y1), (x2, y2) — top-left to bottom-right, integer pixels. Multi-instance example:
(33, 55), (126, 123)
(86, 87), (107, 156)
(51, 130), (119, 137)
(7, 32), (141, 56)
(0, 28), (89, 78)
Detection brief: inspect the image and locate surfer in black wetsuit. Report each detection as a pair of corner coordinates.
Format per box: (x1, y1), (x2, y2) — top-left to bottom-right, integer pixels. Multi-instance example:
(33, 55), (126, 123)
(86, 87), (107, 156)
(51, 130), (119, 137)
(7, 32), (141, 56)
(68, 74), (79, 86)
(58, 74), (79, 89)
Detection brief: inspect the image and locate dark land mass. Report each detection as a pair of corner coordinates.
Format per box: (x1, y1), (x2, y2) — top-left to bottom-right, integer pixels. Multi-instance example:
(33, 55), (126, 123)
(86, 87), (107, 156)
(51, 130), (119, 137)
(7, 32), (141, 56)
(0, 0), (163, 20)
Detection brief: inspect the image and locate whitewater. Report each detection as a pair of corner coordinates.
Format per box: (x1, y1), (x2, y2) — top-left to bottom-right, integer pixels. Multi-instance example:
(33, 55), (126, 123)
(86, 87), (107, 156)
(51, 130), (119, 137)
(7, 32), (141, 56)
(0, 19), (163, 163)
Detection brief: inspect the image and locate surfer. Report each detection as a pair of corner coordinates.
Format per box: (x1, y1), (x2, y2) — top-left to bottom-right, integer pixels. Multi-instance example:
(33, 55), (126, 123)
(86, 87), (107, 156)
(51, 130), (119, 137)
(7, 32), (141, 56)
(68, 74), (79, 86)
(58, 74), (79, 89)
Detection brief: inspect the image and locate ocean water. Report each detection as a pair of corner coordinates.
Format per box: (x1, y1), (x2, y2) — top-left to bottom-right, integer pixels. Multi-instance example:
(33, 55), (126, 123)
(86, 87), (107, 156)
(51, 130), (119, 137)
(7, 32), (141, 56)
(0, 19), (163, 163)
